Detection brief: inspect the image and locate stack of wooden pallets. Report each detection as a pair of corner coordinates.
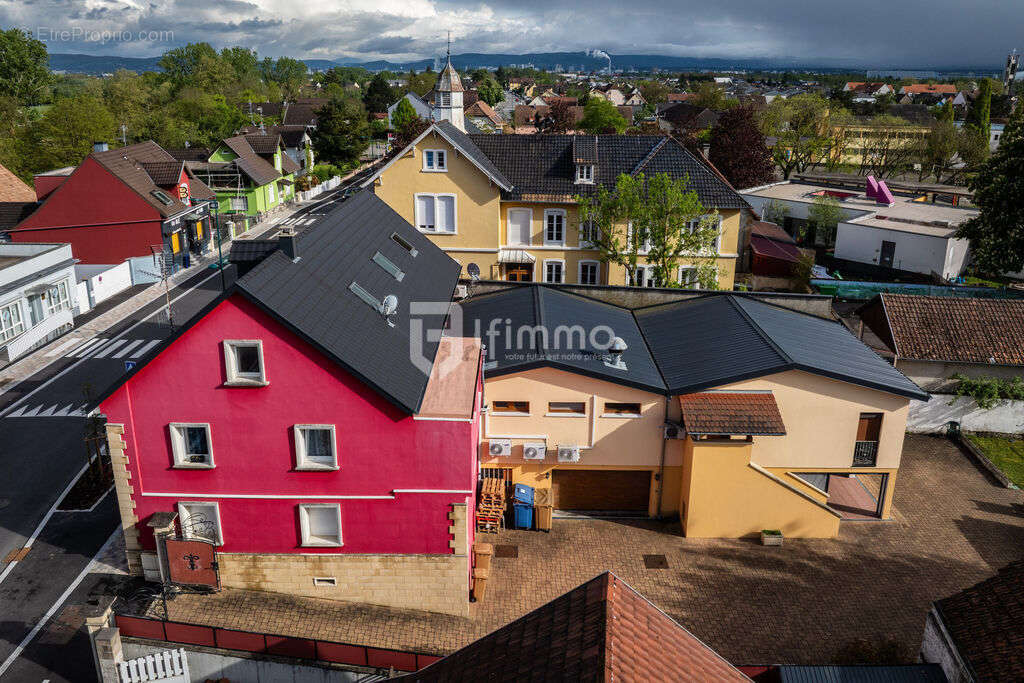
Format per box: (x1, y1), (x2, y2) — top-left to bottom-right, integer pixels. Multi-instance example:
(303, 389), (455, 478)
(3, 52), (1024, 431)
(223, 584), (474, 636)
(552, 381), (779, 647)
(476, 478), (506, 533)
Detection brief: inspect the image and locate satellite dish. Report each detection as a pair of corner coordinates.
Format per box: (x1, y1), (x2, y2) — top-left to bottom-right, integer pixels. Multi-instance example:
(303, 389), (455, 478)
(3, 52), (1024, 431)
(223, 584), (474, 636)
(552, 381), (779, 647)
(467, 263), (481, 281)
(381, 294), (399, 316)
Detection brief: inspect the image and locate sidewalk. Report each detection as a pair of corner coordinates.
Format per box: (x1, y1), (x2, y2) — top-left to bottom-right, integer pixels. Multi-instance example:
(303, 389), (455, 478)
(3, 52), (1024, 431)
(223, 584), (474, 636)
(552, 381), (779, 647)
(0, 195), (321, 397)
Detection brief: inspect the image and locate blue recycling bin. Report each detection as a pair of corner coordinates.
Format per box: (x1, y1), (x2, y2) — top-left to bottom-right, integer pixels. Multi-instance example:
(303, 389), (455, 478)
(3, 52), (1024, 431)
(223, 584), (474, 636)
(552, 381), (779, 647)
(512, 483), (534, 505)
(512, 503), (534, 530)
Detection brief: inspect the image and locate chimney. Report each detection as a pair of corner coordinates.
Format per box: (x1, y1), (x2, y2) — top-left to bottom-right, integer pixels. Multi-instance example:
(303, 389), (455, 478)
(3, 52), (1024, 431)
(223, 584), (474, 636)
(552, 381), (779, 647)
(93, 141), (109, 153)
(278, 228), (298, 260)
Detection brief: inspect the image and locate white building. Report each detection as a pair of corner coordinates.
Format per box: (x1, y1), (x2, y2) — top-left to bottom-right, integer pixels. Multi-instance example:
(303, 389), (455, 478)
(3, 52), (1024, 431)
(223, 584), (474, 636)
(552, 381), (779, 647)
(742, 181), (975, 280)
(0, 243), (78, 364)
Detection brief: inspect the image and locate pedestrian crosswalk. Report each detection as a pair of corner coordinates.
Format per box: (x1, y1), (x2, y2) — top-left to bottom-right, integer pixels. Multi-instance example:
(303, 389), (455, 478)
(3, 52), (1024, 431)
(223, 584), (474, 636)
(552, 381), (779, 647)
(65, 337), (161, 360)
(274, 215), (319, 227)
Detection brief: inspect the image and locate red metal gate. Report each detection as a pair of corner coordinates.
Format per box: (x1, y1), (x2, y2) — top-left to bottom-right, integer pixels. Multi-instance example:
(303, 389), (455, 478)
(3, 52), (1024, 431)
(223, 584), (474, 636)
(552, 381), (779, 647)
(165, 538), (219, 589)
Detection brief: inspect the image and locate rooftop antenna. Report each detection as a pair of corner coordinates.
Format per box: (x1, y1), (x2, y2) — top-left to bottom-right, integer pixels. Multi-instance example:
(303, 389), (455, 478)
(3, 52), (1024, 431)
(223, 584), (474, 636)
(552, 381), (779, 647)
(447, 31), (451, 62)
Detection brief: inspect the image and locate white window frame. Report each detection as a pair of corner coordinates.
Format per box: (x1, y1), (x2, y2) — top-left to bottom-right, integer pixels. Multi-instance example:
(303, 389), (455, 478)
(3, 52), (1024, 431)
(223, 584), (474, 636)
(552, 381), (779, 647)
(45, 281), (71, 316)
(678, 265), (699, 289)
(169, 422), (215, 469)
(543, 259), (565, 284)
(575, 164), (594, 184)
(414, 193), (457, 234)
(229, 196), (248, 211)
(299, 503), (343, 547)
(177, 501), (223, 545)
(686, 215), (723, 255)
(294, 424), (339, 470)
(0, 300), (25, 342)
(626, 222), (652, 254)
(578, 260), (600, 285)
(223, 340), (267, 386)
(630, 265), (656, 288)
(544, 209), (566, 246)
(506, 208), (533, 246)
(422, 149), (447, 172)
(579, 219), (600, 248)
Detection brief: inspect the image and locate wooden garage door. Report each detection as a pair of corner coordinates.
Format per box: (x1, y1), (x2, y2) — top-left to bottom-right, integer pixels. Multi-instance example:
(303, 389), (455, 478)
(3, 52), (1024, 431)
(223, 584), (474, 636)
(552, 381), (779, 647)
(551, 470), (652, 512)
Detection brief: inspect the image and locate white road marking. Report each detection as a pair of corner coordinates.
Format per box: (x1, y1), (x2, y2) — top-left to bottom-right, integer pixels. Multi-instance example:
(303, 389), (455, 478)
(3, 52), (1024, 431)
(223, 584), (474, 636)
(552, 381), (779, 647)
(0, 267), (224, 418)
(111, 340), (145, 358)
(0, 528), (120, 678)
(132, 339), (162, 357)
(91, 339), (128, 358)
(0, 461), (91, 587)
(68, 337), (108, 358)
(43, 337), (84, 358)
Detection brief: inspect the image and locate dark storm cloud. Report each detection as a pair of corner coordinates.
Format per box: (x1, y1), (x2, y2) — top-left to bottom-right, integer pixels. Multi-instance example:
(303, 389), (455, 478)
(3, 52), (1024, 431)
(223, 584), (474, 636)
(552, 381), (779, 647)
(2, 0), (1018, 66)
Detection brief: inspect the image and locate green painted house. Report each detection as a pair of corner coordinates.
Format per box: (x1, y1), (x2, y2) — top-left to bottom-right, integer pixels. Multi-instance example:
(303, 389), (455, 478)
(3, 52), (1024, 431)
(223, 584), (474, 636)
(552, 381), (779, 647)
(187, 133), (301, 237)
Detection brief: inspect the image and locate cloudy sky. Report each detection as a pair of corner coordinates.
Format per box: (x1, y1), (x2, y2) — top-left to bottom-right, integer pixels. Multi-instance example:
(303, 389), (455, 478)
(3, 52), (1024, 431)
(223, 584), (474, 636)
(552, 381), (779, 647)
(1, 0), (1019, 68)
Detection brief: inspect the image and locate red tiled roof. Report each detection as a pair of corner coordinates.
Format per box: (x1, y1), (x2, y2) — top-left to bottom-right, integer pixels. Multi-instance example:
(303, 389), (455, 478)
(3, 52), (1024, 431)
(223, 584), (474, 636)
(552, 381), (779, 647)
(879, 294), (1024, 365)
(749, 220), (795, 244)
(679, 392), (787, 436)
(0, 163), (35, 202)
(408, 572), (750, 682)
(903, 83), (958, 94)
(749, 235), (801, 262)
(935, 561), (1024, 682)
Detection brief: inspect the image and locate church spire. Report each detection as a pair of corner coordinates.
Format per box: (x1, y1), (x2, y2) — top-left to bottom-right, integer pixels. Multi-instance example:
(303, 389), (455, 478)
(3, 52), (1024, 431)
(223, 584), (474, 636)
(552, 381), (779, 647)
(433, 33), (465, 131)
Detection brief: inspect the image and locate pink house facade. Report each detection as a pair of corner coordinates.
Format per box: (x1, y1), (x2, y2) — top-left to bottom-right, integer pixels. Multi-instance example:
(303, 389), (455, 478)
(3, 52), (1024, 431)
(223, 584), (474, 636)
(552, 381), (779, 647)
(100, 193), (483, 616)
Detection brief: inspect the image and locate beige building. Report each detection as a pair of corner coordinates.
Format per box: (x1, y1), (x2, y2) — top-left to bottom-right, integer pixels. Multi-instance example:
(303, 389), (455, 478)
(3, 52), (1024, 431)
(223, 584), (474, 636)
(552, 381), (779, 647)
(461, 285), (928, 538)
(363, 64), (753, 290)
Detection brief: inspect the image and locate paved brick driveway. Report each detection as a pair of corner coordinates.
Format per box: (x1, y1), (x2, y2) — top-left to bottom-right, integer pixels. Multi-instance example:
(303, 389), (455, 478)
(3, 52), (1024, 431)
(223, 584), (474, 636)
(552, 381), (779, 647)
(147, 435), (1024, 664)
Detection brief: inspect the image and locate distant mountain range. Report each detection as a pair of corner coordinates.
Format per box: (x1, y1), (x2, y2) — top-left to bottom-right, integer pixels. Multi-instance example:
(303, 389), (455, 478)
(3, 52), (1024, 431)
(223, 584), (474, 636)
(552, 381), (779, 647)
(48, 52), (998, 77)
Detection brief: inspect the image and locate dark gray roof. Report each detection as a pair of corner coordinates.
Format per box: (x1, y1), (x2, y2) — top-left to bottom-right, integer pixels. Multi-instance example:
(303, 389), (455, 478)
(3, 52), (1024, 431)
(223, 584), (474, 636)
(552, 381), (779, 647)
(0, 201), (38, 230)
(461, 287), (927, 400)
(228, 239), (279, 263)
(572, 135), (598, 163)
(466, 134), (748, 208)
(236, 191), (461, 413)
(777, 665), (947, 683)
(460, 286), (665, 393)
(635, 296), (928, 400)
(434, 121), (511, 189)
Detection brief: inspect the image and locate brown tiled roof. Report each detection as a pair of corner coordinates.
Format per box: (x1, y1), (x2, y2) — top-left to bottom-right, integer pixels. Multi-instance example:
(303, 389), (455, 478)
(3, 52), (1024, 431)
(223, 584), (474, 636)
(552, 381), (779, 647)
(279, 153), (301, 175)
(234, 155), (281, 186)
(139, 161), (184, 186)
(222, 135), (255, 158)
(91, 141), (190, 218)
(878, 294), (1024, 365)
(407, 572), (750, 682)
(464, 100), (503, 126)
(903, 83), (958, 94)
(935, 561), (1024, 682)
(244, 133), (282, 155)
(184, 173), (217, 201)
(0, 163), (35, 202)
(166, 148), (211, 162)
(679, 392), (787, 436)
(283, 103), (321, 126)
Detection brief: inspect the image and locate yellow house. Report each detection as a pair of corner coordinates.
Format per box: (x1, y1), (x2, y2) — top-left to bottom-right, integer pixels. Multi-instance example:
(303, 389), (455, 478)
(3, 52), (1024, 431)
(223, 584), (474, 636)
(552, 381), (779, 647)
(460, 285), (928, 538)
(362, 121), (752, 291)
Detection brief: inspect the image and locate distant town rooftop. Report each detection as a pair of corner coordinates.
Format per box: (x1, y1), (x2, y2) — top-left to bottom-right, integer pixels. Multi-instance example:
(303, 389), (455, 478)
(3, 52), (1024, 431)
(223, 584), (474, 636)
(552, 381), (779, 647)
(747, 181), (977, 238)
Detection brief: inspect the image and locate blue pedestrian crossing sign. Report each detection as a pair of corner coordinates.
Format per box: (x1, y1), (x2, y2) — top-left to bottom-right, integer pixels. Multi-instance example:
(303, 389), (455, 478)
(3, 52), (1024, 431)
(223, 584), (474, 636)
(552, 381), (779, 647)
(124, 360), (137, 371)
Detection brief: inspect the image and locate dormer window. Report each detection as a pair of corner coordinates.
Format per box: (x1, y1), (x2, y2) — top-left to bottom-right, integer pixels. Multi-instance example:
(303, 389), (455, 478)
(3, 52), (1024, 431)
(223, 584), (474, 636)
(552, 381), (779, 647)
(576, 164), (594, 184)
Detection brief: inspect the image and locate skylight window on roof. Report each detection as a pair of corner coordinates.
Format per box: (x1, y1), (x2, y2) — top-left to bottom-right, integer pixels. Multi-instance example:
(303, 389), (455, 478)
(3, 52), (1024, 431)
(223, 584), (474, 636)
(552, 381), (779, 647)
(151, 189), (174, 205)
(349, 282), (382, 312)
(390, 232), (418, 257)
(372, 251), (405, 281)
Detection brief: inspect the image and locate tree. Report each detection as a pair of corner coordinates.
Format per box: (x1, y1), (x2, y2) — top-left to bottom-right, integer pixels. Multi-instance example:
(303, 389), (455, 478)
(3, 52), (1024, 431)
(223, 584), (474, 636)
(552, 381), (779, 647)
(475, 77), (503, 107)
(261, 57), (308, 99)
(761, 199), (789, 227)
(158, 43), (219, 88)
(855, 115), (923, 179)
(28, 95), (116, 172)
(363, 74), (395, 115)
(806, 195), (842, 247)
(955, 106), (1024, 274)
(966, 78), (992, 141)
(578, 99), (627, 134)
(692, 82), (729, 110)
(312, 96), (369, 166)
(708, 107), (774, 190)
(0, 28), (53, 104)
(495, 66), (510, 89)
(542, 100), (575, 134)
(407, 71), (437, 97)
(761, 94), (833, 178)
(638, 80), (669, 106)
(922, 120), (958, 182)
(576, 172), (720, 288)
(391, 96), (419, 130)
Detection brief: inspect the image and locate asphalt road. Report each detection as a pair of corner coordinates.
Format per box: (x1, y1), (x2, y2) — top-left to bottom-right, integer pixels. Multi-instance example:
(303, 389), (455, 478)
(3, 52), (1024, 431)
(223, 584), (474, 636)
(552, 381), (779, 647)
(0, 186), (349, 681)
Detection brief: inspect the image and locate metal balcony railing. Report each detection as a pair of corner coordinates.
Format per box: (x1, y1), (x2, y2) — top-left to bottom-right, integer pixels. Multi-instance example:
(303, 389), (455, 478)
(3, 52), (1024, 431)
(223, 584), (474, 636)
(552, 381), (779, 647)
(853, 440), (879, 467)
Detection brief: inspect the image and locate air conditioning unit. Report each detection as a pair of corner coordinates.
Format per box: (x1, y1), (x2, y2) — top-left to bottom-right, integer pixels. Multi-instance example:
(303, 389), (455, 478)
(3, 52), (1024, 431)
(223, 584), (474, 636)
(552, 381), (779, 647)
(522, 441), (546, 461)
(663, 423), (685, 440)
(557, 445), (581, 463)
(488, 439), (512, 457)
(454, 284), (469, 299)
